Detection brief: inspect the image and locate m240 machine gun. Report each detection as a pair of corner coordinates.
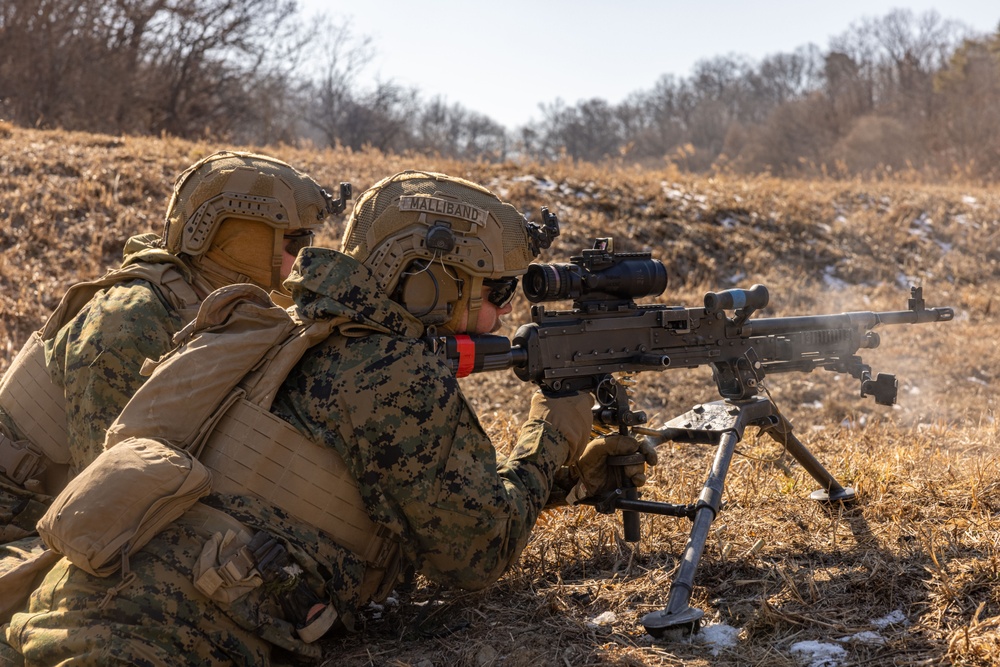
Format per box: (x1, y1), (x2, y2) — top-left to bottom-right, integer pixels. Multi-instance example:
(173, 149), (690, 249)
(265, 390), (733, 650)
(428, 236), (954, 636)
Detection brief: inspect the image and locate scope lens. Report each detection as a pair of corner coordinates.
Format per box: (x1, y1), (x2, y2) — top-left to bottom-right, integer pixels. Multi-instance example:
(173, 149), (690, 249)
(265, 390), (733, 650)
(524, 263), (573, 302)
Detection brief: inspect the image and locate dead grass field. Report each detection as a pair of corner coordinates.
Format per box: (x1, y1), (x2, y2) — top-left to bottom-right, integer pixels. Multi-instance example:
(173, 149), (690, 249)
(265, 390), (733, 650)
(1, 125), (997, 666)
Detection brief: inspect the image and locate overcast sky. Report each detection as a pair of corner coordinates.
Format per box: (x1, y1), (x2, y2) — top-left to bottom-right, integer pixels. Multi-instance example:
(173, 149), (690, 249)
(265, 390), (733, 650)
(296, 1), (1000, 129)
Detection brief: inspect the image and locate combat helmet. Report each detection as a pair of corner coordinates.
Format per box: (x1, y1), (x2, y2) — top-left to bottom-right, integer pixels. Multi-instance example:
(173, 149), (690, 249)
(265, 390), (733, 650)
(163, 151), (349, 292)
(341, 170), (558, 333)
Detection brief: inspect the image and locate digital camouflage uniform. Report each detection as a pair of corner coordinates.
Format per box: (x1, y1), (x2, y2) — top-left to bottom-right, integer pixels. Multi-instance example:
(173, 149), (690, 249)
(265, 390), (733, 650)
(0, 234), (195, 537)
(2, 247), (572, 666)
(47, 237), (196, 475)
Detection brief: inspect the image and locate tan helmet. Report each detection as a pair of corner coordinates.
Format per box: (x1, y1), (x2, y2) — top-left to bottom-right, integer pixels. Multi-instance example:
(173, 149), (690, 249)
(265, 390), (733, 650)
(162, 151), (350, 291)
(341, 170), (558, 333)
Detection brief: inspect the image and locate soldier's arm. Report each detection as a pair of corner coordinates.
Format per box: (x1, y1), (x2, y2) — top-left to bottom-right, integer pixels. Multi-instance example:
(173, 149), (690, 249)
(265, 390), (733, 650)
(344, 340), (570, 590)
(46, 281), (182, 473)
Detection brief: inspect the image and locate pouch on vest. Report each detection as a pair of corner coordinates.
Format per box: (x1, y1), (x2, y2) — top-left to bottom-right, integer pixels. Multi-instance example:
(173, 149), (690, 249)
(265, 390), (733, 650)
(36, 436), (211, 577)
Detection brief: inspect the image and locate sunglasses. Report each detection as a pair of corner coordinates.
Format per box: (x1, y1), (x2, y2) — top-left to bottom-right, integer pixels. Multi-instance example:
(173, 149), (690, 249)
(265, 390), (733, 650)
(483, 277), (519, 308)
(283, 230), (315, 255)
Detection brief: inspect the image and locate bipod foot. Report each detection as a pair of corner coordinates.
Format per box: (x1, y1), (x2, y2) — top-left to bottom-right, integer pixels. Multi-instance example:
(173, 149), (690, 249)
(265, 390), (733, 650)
(809, 486), (857, 505)
(641, 606), (704, 639)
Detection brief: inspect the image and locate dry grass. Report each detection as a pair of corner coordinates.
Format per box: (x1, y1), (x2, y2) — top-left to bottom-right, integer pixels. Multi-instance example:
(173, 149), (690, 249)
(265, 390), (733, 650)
(1, 127), (996, 666)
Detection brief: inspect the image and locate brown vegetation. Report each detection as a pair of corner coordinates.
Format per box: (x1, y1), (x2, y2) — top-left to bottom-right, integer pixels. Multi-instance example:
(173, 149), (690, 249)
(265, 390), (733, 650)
(1, 126), (997, 665)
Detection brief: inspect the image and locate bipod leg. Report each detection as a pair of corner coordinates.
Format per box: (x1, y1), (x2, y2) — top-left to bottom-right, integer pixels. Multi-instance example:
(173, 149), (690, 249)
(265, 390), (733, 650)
(641, 429), (739, 638)
(761, 415), (856, 505)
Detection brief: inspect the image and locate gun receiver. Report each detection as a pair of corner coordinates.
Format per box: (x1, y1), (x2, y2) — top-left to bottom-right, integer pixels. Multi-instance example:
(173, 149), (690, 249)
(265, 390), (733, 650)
(425, 237), (954, 636)
(433, 275), (952, 408)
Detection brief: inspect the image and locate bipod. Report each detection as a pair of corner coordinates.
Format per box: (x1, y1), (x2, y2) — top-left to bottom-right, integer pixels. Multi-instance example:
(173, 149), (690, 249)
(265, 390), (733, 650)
(635, 396), (856, 637)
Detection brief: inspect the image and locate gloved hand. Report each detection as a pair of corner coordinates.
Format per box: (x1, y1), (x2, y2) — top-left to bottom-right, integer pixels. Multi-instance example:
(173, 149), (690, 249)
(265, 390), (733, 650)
(566, 434), (659, 504)
(527, 390), (594, 464)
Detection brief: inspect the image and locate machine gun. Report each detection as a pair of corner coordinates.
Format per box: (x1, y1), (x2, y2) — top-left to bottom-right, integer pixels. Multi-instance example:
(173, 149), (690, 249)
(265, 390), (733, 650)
(426, 237), (954, 636)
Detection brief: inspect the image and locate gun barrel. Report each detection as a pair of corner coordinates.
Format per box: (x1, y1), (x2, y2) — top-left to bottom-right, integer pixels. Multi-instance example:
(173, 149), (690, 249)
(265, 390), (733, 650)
(876, 306), (954, 325)
(743, 306), (953, 336)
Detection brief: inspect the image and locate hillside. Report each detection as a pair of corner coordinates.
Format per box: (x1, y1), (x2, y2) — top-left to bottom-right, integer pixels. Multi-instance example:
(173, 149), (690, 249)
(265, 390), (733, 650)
(1, 126), (997, 666)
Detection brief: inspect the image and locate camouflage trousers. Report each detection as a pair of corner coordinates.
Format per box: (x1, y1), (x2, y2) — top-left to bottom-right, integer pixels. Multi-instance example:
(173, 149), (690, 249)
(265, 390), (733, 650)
(0, 480), (50, 545)
(2, 511), (275, 666)
(0, 478), (56, 632)
(0, 537), (56, 624)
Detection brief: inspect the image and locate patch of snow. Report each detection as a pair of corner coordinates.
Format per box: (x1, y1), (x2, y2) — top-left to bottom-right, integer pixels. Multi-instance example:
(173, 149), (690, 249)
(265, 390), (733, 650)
(789, 640), (847, 667)
(586, 611), (617, 628)
(661, 185), (684, 199)
(840, 414), (868, 429)
(510, 175), (557, 192)
(822, 266), (849, 290)
(961, 195), (978, 206)
(696, 623), (740, 656)
(909, 213), (934, 241)
(871, 609), (907, 628)
(837, 630), (886, 645)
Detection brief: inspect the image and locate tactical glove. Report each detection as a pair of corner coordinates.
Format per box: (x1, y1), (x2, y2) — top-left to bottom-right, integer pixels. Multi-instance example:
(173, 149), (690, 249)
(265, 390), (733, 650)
(527, 390), (594, 464)
(566, 434), (658, 504)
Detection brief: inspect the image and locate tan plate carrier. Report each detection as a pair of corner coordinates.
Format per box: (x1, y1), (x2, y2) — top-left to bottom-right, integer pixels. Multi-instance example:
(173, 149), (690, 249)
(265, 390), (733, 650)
(0, 262), (199, 491)
(107, 284), (401, 603)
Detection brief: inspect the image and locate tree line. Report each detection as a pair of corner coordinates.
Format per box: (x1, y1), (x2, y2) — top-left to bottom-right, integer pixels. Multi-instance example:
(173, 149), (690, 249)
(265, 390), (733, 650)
(2, 2), (999, 178)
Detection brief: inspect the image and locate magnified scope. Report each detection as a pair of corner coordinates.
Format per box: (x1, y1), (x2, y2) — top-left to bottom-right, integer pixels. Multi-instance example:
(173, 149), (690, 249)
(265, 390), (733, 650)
(523, 239), (667, 304)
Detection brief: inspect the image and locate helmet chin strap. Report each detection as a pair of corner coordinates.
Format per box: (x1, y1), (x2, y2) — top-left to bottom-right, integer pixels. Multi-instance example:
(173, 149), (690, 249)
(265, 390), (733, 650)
(441, 275), (483, 335)
(463, 278), (485, 334)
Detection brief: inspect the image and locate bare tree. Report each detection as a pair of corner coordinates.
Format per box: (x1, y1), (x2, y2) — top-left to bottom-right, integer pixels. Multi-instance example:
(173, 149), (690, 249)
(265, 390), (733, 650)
(534, 97), (626, 162)
(829, 10), (965, 119)
(932, 29), (1000, 174)
(412, 98), (508, 159)
(303, 17), (375, 148)
(137, 0), (303, 138)
(336, 80), (417, 152)
(0, 0), (160, 130)
(0, 0), (307, 141)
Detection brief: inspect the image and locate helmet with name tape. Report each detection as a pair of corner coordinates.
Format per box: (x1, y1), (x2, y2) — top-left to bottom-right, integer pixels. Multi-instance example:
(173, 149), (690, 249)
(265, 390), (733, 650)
(341, 170), (552, 333)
